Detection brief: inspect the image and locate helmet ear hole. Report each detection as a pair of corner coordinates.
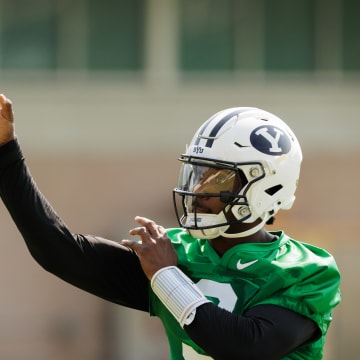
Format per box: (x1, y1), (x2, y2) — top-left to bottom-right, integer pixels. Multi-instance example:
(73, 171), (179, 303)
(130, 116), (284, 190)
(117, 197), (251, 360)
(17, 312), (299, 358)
(265, 184), (283, 196)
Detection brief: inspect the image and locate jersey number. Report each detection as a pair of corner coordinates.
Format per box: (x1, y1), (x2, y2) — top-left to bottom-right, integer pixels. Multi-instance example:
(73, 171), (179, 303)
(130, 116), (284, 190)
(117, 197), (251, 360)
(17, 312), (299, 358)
(196, 279), (237, 311)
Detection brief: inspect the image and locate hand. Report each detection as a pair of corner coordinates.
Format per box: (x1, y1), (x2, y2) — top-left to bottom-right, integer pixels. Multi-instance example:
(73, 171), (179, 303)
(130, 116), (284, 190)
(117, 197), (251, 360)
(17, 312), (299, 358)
(0, 94), (15, 146)
(121, 216), (178, 280)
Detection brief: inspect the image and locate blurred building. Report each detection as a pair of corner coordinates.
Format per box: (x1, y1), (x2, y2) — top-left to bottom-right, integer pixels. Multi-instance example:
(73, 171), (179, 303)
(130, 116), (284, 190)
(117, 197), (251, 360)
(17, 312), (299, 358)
(0, 0), (359, 359)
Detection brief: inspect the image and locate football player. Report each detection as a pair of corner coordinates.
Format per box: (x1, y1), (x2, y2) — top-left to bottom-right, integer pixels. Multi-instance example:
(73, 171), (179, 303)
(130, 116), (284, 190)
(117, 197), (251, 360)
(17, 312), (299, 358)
(0, 93), (340, 359)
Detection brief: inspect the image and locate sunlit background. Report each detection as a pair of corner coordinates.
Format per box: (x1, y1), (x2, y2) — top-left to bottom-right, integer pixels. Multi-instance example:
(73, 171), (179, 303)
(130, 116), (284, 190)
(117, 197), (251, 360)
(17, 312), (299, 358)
(0, 0), (359, 359)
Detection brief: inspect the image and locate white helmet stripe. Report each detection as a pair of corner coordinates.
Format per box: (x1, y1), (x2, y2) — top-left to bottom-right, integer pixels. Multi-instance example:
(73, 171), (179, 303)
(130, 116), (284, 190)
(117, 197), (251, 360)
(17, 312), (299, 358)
(194, 108), (256, 148)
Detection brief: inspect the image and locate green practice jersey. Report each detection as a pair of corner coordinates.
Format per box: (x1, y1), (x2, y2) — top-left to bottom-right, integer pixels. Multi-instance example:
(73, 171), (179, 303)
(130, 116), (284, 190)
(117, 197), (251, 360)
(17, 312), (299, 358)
(149, 228), (341, 360)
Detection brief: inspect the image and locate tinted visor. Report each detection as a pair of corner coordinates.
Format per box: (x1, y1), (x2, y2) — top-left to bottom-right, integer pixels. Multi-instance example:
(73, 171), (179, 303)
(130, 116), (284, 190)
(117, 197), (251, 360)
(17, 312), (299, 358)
(180, 164), (238, 194)
(177, 163), (242, 212)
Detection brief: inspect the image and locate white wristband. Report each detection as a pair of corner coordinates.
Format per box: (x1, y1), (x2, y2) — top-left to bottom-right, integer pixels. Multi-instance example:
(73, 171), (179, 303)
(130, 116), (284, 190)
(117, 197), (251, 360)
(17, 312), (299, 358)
(151, 266), (210, 327)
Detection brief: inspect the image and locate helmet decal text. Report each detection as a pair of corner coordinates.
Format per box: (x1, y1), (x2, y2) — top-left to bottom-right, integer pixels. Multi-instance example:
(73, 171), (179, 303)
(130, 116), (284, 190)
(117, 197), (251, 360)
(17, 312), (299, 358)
(250, 125), (291, 155)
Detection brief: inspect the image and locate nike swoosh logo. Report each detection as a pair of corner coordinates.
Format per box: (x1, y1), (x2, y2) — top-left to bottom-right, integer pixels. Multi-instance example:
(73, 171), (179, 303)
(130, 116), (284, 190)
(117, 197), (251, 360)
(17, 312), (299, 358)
(236, 259), (258, 270)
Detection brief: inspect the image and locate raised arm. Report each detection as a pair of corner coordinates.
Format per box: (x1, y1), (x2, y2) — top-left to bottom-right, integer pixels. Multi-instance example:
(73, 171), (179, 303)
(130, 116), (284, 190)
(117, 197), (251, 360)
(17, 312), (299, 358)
(0, 94), (149, 311)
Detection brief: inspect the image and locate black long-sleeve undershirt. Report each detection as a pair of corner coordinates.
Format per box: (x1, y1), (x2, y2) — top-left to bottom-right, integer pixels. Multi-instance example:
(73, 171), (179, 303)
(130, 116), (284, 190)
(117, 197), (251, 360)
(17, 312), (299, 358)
(0, 139), (149, 310)
(0, 139), (319, 359)
(185, 303), (319, 359)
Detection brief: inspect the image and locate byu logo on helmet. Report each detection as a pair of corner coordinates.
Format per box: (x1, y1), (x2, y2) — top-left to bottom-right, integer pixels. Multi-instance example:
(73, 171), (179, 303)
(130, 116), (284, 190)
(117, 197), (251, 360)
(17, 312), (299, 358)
(250, 125), (291, 155)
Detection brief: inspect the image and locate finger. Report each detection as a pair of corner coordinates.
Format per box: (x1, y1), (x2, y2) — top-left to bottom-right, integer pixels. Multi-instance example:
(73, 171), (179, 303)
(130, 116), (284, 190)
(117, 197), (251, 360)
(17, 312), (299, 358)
(132, 220), (166, 240)
(134, 216), (160, 236)
(129, 226), (144, 234)
(0, 94), (6, 106)
(129, 226), (148, 237)
(0, 94), (14, 122)
(129, 226), (157, 246)
(157, 224), (166, 235)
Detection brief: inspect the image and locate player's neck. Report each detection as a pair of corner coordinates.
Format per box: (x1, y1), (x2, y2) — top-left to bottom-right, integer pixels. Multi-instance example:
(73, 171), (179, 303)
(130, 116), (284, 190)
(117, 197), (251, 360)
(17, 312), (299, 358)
(209, 228), (274, 256)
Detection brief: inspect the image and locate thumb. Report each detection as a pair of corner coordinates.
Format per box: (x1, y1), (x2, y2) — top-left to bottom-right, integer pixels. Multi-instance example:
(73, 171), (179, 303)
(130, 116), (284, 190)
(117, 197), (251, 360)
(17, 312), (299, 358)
(121, 239), (141, 252)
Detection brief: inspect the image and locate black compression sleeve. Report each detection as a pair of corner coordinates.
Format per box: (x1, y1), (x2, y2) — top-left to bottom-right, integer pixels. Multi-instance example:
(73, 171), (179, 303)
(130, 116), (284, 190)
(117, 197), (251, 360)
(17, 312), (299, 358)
(184, 303), (319, 360)
(0, 139), (149, 311)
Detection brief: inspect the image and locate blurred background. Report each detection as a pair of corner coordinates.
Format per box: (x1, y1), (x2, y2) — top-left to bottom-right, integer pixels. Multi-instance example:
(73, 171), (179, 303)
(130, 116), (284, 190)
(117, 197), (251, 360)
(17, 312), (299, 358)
(0, 0), (358, 359)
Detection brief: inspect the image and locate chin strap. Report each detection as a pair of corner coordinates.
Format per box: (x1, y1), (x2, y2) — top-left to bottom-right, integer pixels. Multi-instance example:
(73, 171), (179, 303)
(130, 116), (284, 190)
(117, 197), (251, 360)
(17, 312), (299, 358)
(218, 216), (268, 238)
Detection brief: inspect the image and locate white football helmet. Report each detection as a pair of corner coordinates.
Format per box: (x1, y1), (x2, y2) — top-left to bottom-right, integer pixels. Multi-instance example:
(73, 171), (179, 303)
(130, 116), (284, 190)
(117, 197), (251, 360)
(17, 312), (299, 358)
(173, 107), (302, 239)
